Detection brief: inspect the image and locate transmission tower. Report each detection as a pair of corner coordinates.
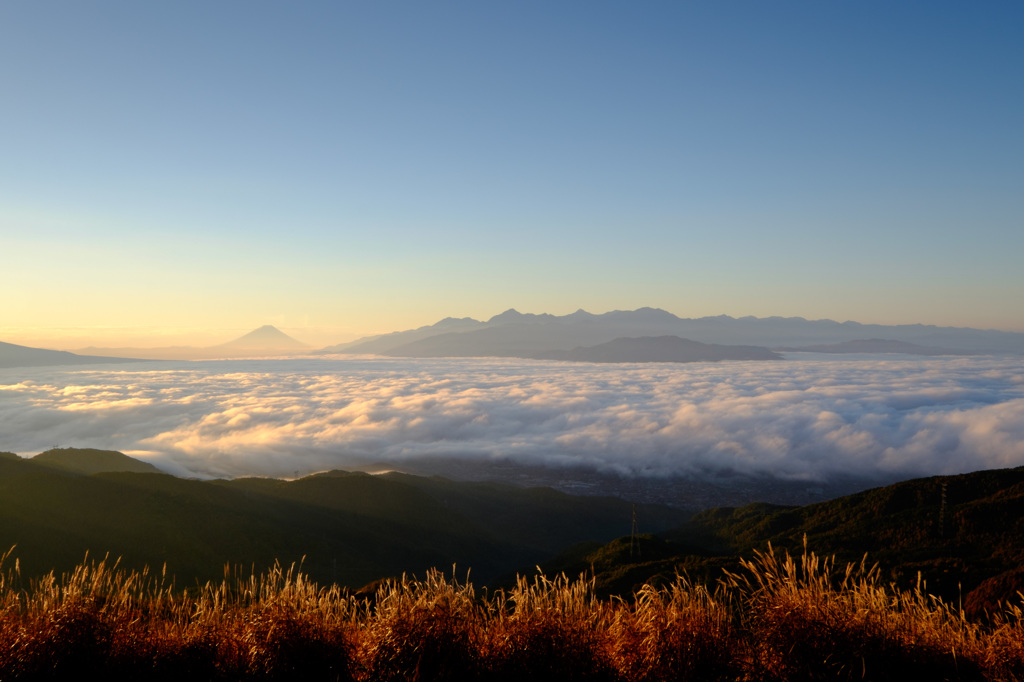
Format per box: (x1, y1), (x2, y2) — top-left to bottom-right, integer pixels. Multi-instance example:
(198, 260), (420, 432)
(630, 503), (640, 559)
(939, 481), (948, 538)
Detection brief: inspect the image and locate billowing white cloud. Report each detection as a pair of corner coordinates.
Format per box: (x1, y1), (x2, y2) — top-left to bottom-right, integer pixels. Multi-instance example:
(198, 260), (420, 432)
(1, 354), (1023, 480)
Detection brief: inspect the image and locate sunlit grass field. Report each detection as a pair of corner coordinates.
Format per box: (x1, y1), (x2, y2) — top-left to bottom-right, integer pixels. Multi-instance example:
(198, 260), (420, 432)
(2, 543), (1022, 682)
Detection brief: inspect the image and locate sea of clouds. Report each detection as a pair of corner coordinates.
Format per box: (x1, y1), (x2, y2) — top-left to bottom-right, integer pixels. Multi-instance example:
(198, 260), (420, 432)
(1, 354), (1022, 480)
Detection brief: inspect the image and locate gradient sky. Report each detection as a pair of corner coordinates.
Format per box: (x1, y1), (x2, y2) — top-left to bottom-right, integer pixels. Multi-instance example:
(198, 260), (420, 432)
(2, 1), (1022, 349)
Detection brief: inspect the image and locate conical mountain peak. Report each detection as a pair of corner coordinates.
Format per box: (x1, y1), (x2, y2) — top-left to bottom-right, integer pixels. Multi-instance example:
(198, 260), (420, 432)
(219, 325), (309, 350)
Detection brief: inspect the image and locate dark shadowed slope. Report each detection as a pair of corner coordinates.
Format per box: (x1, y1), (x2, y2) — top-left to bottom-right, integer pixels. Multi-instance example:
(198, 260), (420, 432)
(0, 449), (689, 589)
(540, 466), (1024, 614)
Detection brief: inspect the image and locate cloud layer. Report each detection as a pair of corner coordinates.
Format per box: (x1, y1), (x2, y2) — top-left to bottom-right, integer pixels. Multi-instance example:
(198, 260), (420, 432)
(2, 355), (1023, 480)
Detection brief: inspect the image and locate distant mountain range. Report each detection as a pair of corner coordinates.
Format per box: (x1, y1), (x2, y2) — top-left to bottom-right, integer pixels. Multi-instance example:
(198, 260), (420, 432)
(320, 308), (1024, 359)
(6, 311), (1021, 367)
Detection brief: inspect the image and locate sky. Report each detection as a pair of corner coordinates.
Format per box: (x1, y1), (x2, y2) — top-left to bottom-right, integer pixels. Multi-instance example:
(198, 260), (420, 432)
(2, 2), (1022, 349)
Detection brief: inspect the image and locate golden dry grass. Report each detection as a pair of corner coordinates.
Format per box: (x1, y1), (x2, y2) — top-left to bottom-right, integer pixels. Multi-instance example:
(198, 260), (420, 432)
(0, 543), (1022, 681)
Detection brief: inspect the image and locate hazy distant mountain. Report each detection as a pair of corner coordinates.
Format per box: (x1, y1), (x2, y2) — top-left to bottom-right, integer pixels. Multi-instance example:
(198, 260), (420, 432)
(75, 345), (220, 361)
(775, 338), (979, 356)
(379, 308), (713, 358)
(536, 336), (782, 363)
(0, 341), (145, 368)
(324, 308), (1024, 359)
(77, 325), (310, 360)
(319, 316), (481, 354)
(213, 324), (309, 351)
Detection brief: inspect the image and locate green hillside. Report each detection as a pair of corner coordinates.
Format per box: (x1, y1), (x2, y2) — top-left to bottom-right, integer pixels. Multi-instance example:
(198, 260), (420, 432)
(0, 450), (689, 589)
(32, 447), (163, 474)
(10, 446), (1023, 618)
(540, 467), (1024, 615)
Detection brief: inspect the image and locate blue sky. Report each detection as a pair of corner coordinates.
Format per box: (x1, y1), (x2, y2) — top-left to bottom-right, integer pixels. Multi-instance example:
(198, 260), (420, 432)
(2, 2), (1022, 347)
